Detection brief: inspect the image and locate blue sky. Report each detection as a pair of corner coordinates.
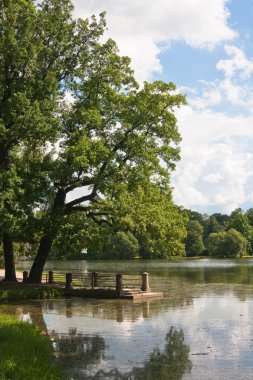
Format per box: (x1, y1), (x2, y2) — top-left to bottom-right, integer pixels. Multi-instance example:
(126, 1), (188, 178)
(73, 0), (253, 215)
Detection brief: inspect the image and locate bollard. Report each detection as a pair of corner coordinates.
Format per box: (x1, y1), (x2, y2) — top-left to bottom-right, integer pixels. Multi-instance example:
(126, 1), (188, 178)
(48, 271), (54, 284)
(116, 273), (123, 297)
(66, 272), (72, 290)
(141, 272), (151, 292)
(23, 271), (28, 283)
(91, 272), (98, 287)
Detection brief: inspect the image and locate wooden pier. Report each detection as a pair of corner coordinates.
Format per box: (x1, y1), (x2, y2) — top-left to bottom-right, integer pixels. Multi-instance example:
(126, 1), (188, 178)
(22, 271), (164, 300)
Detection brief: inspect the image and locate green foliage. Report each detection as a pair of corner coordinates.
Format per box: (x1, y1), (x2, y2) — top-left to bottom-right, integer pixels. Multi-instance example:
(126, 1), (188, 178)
(207, 228), (246, 258)
(52, 213), (93, 259)
(0, 286), (63, 301)
(184, 220), (205, 257)
(85, 184), (188, 260)
(1, 0), (188, 277)
(103, 231), (139, 259)
(0, 0), (106, 268)
(188, 210), (204, 223)
(203, 215), (224, 244)
(228, 209), (253, 254)
(0, 313), (62, 380)
(115, 184), (188, 259)
(246, 208), (253, 226)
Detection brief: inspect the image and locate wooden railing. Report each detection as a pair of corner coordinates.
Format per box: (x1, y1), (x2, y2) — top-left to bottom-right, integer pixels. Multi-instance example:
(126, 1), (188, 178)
(22, 270), (151, 294)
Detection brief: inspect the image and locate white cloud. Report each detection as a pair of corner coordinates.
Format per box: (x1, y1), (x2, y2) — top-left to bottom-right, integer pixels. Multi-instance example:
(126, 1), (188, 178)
(191, 86), (222, 110)
(73, 0), (236, 82)
(172, 106), (253, 213)
(203, 173), (223, 183)
(217, 45), (253, 79)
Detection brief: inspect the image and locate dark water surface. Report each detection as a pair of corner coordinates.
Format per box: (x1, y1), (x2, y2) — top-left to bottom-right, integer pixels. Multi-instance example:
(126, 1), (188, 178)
(2, 258), (253, 379)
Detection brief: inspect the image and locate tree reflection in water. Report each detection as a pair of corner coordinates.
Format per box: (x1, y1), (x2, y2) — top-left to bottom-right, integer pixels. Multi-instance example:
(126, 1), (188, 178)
(51, 328), (105, 376)
(86, 327), (192, 380)
(133, 327), (192, 380)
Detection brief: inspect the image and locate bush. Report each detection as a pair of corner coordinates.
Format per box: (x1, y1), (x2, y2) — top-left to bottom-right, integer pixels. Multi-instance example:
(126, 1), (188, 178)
(207, 228), (246, 257)
(103, 231), (139, 259)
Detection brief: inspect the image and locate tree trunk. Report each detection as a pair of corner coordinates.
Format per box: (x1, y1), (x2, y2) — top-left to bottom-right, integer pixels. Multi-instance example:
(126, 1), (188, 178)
(2, 233), (17, 282)
(27, 234), (54, 283)
(27, 188), (66, 284)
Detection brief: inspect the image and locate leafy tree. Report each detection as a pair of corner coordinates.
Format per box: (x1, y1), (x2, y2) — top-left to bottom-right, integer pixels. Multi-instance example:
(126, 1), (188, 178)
(228, 209), (253, 254)
(0, 0), (105, 280)
(184, 220), (205, 257)
(0, 0), (186, 282)
(187, 210), (204, 223)
(211, 212), (230, 227)
(207, 228), (246, 258)
(27, 45), (186, 282)
(55, 184), (187, 261)
(103, 231), (139, 259)
(50, 217), (88, 259)
(246, 208), (253, 226)
(203, 215), (224, 244)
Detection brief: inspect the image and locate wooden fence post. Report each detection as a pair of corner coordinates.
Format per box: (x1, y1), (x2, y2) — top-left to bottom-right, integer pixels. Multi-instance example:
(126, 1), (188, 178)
(91, 272), (98, 287)
(66, 273), (72, 290)
(48, 271), (54, 284)
(22, 271), (28, 283)
(116, 274), (123, 297)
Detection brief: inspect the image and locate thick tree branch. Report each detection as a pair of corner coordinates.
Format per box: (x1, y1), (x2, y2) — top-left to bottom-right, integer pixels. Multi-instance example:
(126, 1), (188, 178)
(65, 177), (94, 193)
(64, 205), (91, 215)
(88, 213), (113, 227)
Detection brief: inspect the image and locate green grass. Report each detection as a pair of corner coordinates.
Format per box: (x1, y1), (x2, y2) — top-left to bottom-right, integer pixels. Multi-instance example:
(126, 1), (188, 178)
(0, 285), (64, 301)
(0, 313), (63, 380)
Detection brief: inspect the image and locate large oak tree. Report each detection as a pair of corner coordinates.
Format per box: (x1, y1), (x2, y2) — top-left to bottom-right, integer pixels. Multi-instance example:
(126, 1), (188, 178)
(0, 0), (187, 283)
(0, 0), (105, 280)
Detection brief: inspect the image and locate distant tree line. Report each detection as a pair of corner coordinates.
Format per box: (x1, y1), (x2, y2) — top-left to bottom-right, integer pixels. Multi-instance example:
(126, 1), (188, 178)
(184, 208), (253, 258)
(46, 207), (253, 260)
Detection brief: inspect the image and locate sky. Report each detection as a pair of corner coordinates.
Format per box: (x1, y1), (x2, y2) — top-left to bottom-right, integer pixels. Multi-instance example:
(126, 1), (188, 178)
(72, 0), (253, 215)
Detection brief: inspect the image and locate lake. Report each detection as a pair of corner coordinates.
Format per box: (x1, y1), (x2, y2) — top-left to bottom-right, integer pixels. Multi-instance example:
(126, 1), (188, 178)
(1, 258), (253, 379)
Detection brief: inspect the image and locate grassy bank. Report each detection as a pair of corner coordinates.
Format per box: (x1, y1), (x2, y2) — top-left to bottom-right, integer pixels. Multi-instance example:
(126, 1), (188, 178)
(0, 284), (64, 301)
(0, 313), (63, 380)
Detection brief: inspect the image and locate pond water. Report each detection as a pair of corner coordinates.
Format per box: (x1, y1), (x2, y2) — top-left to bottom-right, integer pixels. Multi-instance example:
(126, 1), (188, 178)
(2, 258), (253, 379)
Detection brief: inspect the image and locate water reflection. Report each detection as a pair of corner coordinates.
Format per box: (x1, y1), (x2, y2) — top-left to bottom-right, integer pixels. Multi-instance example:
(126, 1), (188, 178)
(4, 259), (253, 379)
(41, 298), (166, 324)
(51, 329), (105, 379)
(133, 327), (192, 380)
(51, 326), (191, 380)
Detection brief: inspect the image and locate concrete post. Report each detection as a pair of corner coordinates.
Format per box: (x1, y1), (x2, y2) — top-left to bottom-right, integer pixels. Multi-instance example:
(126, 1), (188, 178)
(116, 274), (123, 297)
(66, 272), (72, 290)
(48, 271), (54, 284)
(141, 272), (151, 292)
(22, 271), (28, 283)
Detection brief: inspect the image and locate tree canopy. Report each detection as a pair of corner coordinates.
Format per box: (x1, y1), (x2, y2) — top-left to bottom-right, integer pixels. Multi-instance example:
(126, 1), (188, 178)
(207, 228), (246, 258)
(0, 0), (188, 282)
(184, 220), (204, 257)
